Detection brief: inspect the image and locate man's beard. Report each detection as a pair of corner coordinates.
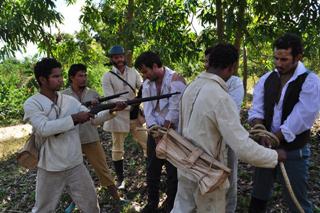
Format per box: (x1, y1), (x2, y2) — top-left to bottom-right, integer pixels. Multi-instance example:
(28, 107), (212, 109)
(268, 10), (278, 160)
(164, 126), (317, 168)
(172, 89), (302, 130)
(112, 60), (126, 67)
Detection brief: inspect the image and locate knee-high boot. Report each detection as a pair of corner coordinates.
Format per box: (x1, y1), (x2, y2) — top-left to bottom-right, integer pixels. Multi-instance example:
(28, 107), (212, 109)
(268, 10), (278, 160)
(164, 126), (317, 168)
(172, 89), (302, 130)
(249, 196), (268, 213)
(113, 160), (125, 189)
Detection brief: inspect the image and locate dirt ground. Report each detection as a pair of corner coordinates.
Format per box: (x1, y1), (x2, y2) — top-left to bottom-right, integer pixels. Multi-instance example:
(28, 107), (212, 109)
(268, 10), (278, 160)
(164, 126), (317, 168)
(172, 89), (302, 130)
(0, 115), (319, 212)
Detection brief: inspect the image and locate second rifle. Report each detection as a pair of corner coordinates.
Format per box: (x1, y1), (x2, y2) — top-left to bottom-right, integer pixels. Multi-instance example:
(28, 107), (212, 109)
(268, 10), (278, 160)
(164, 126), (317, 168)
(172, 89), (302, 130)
(83, 91), (129, 107)
(90, 92), (181, 114)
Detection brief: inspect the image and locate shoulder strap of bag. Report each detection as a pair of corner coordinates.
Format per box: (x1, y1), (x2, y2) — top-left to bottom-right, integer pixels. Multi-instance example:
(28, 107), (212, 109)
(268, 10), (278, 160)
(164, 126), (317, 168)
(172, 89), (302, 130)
(180, 80), (224, 160)
(30, 96), (56, 147)
(180, 85), (203, 128)
(110, 70), (135, 93)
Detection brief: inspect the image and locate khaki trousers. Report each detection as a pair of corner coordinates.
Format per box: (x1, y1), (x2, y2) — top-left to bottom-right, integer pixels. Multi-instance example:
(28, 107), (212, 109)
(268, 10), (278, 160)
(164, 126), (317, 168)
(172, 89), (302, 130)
(111, 119), (147, 161)
(32, 164), (99, 213)
(172, 174), (227, 213)
(82, 142), (115, 187)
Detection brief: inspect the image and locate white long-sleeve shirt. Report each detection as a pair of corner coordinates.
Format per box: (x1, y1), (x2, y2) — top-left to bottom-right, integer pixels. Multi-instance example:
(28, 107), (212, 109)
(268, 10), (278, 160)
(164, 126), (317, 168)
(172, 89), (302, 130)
(142, 67), (186, 128)
(23, 92), (115, 171)
(178, 72), (278, 184)
(226, 75), (244, 112)
(248, 61), (320, 142)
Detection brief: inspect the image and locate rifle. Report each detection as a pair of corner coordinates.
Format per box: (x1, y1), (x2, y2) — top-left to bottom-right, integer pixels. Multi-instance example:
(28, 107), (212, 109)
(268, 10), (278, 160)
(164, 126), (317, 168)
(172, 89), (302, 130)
(83, 91), (129, 107)
(90, 92), (181, 114)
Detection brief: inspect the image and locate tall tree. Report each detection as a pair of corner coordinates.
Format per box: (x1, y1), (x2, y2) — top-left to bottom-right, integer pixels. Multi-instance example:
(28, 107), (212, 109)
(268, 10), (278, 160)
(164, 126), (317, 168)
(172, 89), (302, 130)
(0, 0), (63, 58)
(80, 0), (197, 67)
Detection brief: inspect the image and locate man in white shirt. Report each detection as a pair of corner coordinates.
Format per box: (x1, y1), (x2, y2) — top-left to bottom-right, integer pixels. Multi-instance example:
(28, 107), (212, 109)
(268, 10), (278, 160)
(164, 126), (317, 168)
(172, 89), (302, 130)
(24, 58), (125, 213)
(101, 45), (147, 189)
(171, 43), (286, 213)
(248, 33), (320, 213)
(205, 47), (244, 213)
(134, 51), (186, 213)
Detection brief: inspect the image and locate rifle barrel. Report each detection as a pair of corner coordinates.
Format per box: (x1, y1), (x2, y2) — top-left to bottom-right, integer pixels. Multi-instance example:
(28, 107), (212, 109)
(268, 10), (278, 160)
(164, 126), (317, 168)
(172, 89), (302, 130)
(90, 92), (181, 114)
(83, 91), (129, 107)
(98, 91), (129, 103)
(126, 92), (181, 105)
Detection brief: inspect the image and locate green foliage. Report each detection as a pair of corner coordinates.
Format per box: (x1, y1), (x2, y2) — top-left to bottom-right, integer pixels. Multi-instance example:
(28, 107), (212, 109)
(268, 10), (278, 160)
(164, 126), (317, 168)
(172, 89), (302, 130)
(0, 58), (37, 126)
(0, 0), (63, 58)
(81, 0), (199, 66)
(2, 0), (320, 126)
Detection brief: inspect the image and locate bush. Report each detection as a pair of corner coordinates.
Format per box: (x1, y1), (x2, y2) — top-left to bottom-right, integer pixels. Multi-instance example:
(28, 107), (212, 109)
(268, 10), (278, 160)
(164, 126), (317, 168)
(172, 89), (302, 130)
(0, 58), (36, 126)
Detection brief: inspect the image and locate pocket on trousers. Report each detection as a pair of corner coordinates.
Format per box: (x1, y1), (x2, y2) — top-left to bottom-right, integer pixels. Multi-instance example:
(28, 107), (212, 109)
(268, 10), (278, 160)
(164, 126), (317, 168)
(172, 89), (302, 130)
(286, 144), (311, 160)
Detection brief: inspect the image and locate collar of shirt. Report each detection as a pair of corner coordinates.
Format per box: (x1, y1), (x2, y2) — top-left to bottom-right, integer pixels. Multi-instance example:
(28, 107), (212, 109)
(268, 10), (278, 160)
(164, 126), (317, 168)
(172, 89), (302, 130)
(112, 65), (129, 75)
(274, 61), (308, 84)
(144, 66), (174, 90)
(37, 92), (63, 119)
(198, 71), (228, 92)
(69, 87), (88, 102)
(143, 67), (176, 113)
(38, 91), (63, 106)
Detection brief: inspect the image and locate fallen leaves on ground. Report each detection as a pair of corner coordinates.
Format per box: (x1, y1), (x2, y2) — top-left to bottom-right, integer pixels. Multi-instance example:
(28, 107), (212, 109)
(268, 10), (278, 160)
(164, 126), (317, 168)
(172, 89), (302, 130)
(0, 113), (319, 212)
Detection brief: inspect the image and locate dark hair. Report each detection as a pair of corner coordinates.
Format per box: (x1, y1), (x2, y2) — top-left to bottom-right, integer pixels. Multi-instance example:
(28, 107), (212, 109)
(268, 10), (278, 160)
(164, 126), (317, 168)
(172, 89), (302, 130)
(34, 58), (62, 86)
(273, 33), (303, 57)
(209, 43), (239, 69)
(68, 63), (87, 83)
(134, 51), (162, 70)
(204, 47), (214, 56)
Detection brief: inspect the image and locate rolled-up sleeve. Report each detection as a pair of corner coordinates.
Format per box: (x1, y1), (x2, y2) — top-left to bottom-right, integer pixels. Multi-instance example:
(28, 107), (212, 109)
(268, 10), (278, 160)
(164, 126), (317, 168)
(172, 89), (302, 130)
(280, 73), (320, 142)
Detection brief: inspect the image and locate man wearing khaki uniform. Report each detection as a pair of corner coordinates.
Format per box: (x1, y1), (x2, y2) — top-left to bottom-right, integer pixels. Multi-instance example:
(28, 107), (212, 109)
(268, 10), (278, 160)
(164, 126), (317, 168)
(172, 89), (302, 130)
(62, 63), (121, 206)
(102, 45), (147, 188)
(171, 44), (287, 213)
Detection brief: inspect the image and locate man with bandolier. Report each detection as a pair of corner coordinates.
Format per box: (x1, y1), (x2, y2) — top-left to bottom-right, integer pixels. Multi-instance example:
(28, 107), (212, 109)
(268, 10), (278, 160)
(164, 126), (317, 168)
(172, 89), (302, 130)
(101, 45), (147, 189)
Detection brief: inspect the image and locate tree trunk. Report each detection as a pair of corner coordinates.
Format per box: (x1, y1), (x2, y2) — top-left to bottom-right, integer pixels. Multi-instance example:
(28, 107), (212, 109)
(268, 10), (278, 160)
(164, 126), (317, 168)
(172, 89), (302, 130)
(233, 0), (246, 76)
(216, 0), (224, 42)
(125, 0), (134, 67)
(242, 43), (248, 101)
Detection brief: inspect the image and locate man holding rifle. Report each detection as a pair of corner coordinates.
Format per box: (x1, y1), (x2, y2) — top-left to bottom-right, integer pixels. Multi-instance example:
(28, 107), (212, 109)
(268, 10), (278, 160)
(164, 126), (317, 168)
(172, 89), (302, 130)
(24, 58), (126, 213)
(62, 63), (124, 210)
(102, 45), (147, 189)
(134, 51), (186, 213)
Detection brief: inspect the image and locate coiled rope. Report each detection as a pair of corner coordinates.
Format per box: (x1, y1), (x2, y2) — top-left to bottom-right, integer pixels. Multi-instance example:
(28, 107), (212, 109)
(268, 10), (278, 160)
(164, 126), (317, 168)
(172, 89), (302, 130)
(249, 124), (304, 213)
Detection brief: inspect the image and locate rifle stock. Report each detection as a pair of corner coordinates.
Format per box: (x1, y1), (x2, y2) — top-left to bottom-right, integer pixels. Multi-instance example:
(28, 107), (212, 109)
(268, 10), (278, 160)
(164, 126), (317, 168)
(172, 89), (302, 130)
(90, 92), (181, 114)
(83, 91), (129, 107)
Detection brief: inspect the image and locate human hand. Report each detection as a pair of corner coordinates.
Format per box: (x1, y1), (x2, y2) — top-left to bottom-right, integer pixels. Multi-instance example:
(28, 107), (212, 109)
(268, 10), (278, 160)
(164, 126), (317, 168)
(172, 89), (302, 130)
(90, 98), (99, 106)
(149, 125), (161, 138)
(71, 112), (94, 125)
(111, 101), (128, 112)
(259, 136), (272, 148)
(274, 130), (284, 143)
(276, 149), (287, 162)
(163, 120), (174, 129)
(154, 136), (162, 145)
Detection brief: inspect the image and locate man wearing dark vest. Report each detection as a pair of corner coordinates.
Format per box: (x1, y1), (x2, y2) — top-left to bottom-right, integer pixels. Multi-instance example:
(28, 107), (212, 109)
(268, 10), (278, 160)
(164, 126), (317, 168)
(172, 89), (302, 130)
(248, 33), (320, 213)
